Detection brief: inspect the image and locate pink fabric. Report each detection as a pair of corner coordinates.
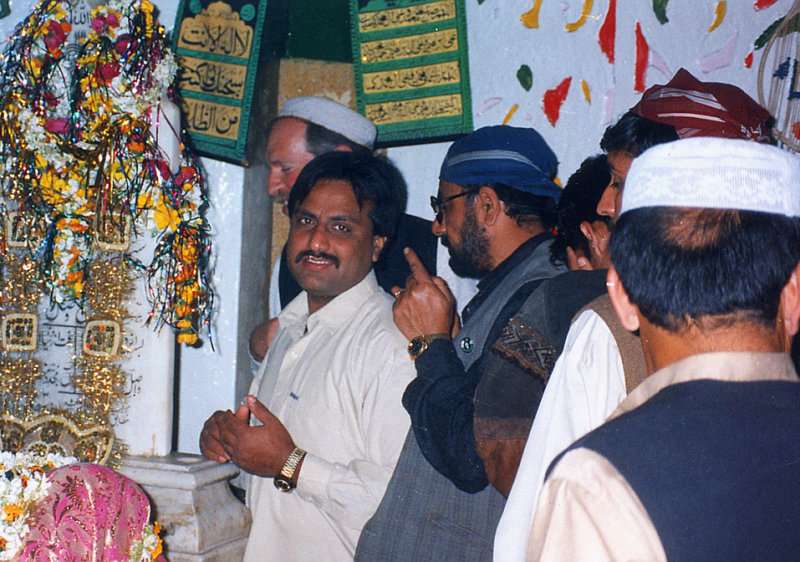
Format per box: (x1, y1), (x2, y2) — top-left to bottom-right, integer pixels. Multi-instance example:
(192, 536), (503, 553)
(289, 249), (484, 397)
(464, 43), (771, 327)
(14, 463), (159, 561)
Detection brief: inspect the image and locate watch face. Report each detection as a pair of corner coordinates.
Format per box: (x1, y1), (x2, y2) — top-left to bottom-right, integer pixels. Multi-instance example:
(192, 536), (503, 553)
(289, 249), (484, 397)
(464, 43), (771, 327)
(274, 477), (294, 492)
(409, 339), (423, 357)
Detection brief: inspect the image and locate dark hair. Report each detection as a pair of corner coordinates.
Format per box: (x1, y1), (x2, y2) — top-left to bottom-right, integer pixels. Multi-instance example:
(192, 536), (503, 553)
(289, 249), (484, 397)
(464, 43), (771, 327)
(600, 111), (680, 157)
(550, 155), (610, 265)
(287, 151), (407, 247)
(609, 207), (800, 331)
(459, 183), (558, 230)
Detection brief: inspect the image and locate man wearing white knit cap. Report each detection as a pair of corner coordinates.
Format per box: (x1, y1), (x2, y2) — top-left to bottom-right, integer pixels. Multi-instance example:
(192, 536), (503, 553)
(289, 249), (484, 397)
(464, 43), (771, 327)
(251, 96), (475, 363)
(529, 138), (800, 561)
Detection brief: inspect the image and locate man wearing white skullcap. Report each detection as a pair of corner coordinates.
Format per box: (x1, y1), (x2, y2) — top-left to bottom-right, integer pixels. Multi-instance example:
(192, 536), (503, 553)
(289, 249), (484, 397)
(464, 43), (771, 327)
(529, 138), (800, 561)
(250, 96), (475, 364)
(495, 73), (777, 562)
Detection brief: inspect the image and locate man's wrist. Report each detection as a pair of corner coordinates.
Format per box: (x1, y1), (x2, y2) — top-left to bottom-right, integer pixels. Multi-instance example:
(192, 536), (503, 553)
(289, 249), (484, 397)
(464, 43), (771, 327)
(408, 333), (450, 360)
(274, 447), (306, 492)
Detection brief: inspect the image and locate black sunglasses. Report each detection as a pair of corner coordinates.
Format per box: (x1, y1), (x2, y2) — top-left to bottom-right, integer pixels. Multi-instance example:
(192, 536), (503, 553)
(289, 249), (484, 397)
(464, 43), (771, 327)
(430, 191), (471, 223)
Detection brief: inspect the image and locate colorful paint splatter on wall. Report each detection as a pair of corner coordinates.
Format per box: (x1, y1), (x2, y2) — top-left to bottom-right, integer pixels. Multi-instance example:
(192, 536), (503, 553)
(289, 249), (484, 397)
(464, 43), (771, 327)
(754, 0), (779, 11)
(503, 104), (519, 124)
(581, 79), (591, 103)
(599, 0), (616, 63)
(521, 0), (544, 28)
(476, 97), (503, 115)
(635, 23), (650, 92)
(543, 77), (572, 125)
(517, 65), (533, 91)
(653, 0), (670, 24)
(565, 0), (593, 32)
(698, 31), (737, 72)
(709, 1), (726, 32)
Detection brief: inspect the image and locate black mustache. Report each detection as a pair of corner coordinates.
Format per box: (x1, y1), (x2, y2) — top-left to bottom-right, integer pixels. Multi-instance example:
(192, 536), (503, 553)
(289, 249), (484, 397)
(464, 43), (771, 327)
(295, 251), (340, 268)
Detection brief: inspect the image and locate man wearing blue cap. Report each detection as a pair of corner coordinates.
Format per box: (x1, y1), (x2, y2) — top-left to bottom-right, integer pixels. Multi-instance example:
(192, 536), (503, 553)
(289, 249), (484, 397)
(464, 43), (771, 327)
(356, 126), (566, 561)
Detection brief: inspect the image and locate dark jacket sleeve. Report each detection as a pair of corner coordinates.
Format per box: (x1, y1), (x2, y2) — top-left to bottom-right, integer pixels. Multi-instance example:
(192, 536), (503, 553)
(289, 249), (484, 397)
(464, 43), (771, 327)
(401, 279), (545, 493)
(402, 339), (489, 493)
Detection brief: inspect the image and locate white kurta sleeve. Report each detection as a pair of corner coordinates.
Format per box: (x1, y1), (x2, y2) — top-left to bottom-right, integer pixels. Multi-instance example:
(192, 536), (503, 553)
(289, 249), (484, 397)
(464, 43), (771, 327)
(527, 448), (666, 561)
(494, 310), (627, 562)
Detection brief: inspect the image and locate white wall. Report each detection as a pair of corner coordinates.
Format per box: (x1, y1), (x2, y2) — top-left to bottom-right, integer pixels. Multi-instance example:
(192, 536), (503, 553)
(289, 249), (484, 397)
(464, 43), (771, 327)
(462, 0), (788, 181)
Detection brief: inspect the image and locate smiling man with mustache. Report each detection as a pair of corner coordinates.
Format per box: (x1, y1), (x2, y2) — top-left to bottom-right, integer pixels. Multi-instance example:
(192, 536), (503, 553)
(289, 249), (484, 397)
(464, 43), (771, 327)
(199, 151), (415, 561)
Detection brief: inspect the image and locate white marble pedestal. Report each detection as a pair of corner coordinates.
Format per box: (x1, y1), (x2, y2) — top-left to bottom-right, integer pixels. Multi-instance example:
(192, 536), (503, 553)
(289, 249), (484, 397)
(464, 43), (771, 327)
(119, 454), (251, 561)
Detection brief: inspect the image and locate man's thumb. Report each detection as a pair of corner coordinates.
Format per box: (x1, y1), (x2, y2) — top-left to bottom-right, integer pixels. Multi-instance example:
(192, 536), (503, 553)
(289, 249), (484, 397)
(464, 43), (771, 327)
(246, 395), (272, 423)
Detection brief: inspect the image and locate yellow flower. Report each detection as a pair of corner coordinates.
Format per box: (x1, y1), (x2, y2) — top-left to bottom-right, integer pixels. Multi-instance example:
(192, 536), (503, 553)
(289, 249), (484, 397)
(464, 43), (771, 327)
(153, 199), (181, 231)
(138, 190), (155, 209)
(40, 170), (68, 205)
(151, 521), (163, 558)
(177, 332), (198, 345)
(180, 285), (198, 304)
(3, 505), (23, 522)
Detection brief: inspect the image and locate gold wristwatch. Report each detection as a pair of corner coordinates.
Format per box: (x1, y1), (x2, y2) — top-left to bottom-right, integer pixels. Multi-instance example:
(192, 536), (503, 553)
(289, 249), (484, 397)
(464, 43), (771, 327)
(273, 447), (306, 493)
(407, 333), (450, 360)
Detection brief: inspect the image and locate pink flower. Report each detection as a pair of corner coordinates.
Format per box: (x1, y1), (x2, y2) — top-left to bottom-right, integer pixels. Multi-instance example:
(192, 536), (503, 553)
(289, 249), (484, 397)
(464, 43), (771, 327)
(44, 20), (69, 57)
(91, 13), (120, 35)
(44, 118), (70, 135)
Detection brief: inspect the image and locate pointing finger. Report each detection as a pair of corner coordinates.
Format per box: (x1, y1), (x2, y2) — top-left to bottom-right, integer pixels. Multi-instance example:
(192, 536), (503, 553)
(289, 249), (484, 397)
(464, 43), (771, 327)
(404, 247), (433, 283)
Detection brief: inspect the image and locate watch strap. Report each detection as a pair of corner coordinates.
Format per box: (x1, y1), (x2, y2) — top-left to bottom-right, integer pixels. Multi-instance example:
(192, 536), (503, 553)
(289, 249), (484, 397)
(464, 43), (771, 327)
(273, 447), (306, 492)
(408, 333), (450, 360)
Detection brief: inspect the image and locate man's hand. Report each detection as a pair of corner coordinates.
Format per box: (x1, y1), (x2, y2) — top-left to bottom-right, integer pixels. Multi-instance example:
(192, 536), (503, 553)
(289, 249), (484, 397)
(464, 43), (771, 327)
(249, 318), (280, 363)
(215, 395), (296, 477)
(199, 410), (233, 463)
(392, 247), (458, 340)
(567, 246), (593, 271)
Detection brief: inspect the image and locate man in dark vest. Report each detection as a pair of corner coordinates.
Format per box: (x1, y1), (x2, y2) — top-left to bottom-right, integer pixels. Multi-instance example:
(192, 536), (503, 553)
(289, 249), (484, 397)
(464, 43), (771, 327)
(496, 69), (775, 562)
(356, 125), (565, 560)
(530, 137), (800, 560)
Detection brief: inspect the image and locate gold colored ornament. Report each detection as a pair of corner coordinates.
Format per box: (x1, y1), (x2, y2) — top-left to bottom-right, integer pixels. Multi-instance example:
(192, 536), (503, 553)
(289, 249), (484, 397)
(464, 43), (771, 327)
(82, 319), (122, 358)
(0, 413), (118, 466)
(93, 212), (132, 252)
(1, 312), (37, 352)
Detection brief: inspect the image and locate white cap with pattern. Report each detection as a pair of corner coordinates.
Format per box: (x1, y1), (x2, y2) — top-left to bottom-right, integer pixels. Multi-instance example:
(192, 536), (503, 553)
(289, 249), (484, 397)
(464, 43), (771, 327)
(278, 96), (377, 149)
(621, 137), (800, 218)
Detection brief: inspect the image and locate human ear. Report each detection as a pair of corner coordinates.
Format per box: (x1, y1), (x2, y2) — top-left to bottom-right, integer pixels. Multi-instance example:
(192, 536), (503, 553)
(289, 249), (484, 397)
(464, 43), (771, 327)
(778, 263), (800, 346)
(372, 235), (387, 262)
(606, 267), (640, 332)
(476, 185), (501, 226)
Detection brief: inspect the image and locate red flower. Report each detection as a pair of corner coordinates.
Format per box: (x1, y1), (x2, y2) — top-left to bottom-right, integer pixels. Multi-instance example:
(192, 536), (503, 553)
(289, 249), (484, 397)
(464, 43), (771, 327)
(114, 34), (131, 55)
(42, 91), (59, 107)
(44, 118), (70, 135)
(96, 61), (120, 82)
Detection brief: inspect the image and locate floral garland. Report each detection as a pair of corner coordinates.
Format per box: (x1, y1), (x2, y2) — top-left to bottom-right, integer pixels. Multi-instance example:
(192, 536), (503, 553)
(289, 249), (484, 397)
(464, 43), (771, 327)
(0, 451), (76, 560)
(129, 521), (163, 562)
(0, 0), (213, 344)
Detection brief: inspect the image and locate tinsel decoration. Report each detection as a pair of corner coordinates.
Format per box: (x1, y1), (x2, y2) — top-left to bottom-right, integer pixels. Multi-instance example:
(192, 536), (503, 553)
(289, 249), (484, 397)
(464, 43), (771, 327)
(0, 0), (214, 342)
(0, 254), (44, 418)
(75, 258), (131, 418)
